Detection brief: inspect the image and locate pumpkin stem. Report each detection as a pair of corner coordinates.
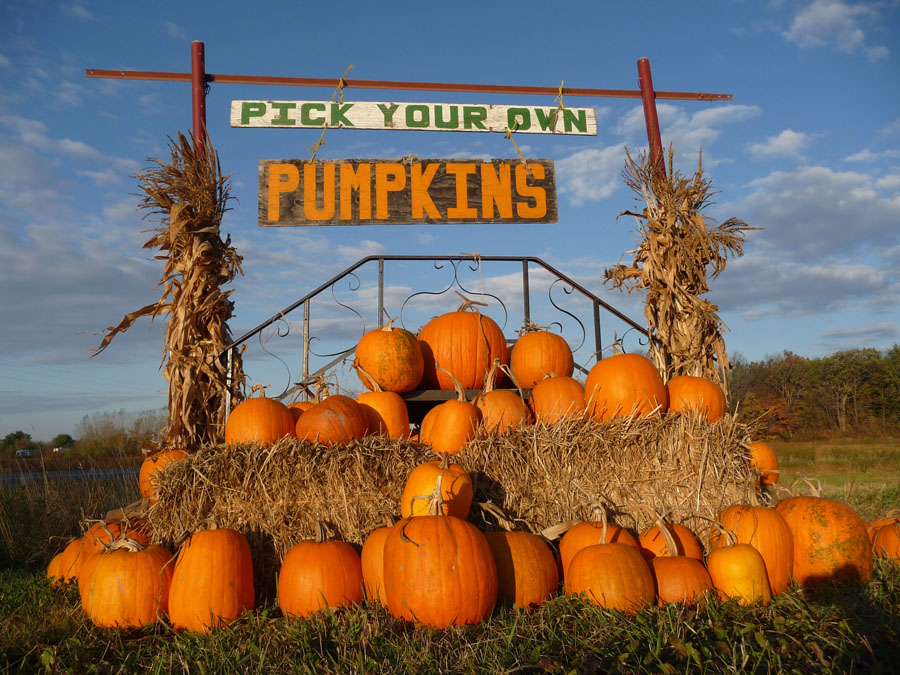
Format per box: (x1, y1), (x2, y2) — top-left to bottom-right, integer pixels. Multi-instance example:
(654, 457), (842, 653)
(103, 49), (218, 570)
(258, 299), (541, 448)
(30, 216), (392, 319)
(435, 363), (468, 402)
(483, 357), (501, 393)
(655, 515), (680, 558)
(249, 383), (269, 398)
(106, 536), (146, 554)
(709, 521), (736, 548)
(353, 362), (383, 392)
(314, 521), (328, 543)
(479, 501), (517, 532)
(438, 452), (450, 470)
(427, 474), (446, 516)
(380, 307), (397, 330)
(454, 290), (489, 313)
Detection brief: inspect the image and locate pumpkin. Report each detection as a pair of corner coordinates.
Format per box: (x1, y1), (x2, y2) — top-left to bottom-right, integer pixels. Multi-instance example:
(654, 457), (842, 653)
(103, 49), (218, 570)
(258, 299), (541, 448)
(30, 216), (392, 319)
(357, 387), (410, 439)
(638, 521), (703, 561)
(666, 375), (726, 423)
(529, 375), (586, 424)
(353, 317), (424, 393)
(509, 328), (574, 388)
(474, 358), (530, 434)
(417, 298), (508, 390)
(295, 394), (369, 445)
(706, 527), (772, 607)
(47, 538), (82, 587)
(711, 504), (793, 596)
(565, 511), (655, 614)
(360, 519), (395, 605)
(225, 388), (295, 445)
(418, 368), (480, 455)
(558, 506), (639, 581)
(584, 352), (668, 423)
(83, 538), (173, 629)
(400, 457), (473, 519)
(872, 522), (900, 559)
(382, 476), (498, 627)
(278, 522), (364, 618)
(775, 496), (872, 588)
(646, 519), (712, 605)
(481, 502), (559, 610)
(868, 512), (900, 542)
(168, 526), (255, 632)
(747, 441), (780, 486)
(287, 400), (314, 425)
(139, 448), (188, 504)
(79, 519), (152, 582)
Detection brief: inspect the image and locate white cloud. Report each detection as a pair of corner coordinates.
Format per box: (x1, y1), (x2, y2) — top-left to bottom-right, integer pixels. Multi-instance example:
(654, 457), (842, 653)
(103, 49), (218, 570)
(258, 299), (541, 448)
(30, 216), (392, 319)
(783, 0), (888, 58)
(336, 240), (386, 260)
(749, 129), (812, 160)
(882, 118), (900, 136)
(820, 322), (900, 340)
(876, 174), (900, 192)
(843, 148), (900, 162)
(555, 145), (624, 206)
(162, 21), (189, 40)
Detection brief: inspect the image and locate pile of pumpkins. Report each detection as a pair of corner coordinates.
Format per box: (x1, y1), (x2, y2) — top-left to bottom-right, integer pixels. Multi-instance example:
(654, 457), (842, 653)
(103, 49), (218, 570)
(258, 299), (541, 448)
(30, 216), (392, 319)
(45, 301), (900, 630)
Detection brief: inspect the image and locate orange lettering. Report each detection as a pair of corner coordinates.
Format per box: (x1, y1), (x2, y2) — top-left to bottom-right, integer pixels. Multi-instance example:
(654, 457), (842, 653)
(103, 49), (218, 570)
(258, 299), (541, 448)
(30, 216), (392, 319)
(515, 163), (546, 219)
(480, 163), (513, 219)
(267, 163), (300, 222)
(411, 163), (441, 219)
(303, 163), (335, 221)
(375, 163), (406, 219)
(446, 163), (478, 219)
(340, 163), (371, 220)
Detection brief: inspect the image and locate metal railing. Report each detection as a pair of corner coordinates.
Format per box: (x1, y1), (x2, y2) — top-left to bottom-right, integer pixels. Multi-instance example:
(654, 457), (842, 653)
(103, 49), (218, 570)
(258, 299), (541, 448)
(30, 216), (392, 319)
(220, 255), (649, 415)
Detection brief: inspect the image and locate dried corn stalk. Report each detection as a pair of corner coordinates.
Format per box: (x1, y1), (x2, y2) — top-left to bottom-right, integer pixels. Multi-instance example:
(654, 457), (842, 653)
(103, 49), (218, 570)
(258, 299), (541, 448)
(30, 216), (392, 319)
(93, 132), (245, 449)
(605, 147), (756, 389)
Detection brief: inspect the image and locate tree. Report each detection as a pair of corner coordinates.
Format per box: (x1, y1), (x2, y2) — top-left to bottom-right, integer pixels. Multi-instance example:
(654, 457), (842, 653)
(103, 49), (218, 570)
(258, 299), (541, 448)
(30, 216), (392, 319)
(50, 433), (75, 449)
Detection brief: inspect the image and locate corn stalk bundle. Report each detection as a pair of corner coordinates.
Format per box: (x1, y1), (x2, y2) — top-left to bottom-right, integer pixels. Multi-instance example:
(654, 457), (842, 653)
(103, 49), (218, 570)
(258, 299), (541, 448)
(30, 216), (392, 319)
(93, 133), (244, 449)
(605, 148), (756, 388)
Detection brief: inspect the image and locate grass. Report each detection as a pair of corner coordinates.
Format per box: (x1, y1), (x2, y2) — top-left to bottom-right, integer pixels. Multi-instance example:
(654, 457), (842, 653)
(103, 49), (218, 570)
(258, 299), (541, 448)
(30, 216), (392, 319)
(1, 439), (899, 673)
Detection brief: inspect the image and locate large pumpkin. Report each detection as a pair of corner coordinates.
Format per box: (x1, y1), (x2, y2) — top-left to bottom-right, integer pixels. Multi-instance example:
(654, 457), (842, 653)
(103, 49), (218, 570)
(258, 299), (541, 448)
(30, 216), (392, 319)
(509, 329), (574, 388)
(566, 541), (655, 614)
(295, 394), (369, 445)
(225, 390), (295, 445)
(278, 523), (364, 618)
(168, 526), (255, 632)
(529, 375), (586, 424)
(139, 449), (188, 504)
(584, 352), (668, 422)
(712, 504), (793, 596)
(400, 459), (473, 519)
(83, 539), (173, 629)
(382, 511), (498, 628)
(666, 375), (726, 423)
(775, 496), (872, 587)
(79, 518), (152, 587)
(353, 318), (424, 393)
(417, 300), (508, 390)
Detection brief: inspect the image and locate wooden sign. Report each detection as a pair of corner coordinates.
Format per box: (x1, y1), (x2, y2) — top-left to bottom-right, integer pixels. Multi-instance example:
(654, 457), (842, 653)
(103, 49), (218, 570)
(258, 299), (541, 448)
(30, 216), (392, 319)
(234, 100), (596, 135)
(260, 158), (557, 226)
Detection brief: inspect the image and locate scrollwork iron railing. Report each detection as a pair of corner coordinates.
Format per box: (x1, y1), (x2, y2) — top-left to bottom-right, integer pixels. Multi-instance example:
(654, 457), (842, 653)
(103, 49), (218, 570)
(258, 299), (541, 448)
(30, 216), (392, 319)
(220, 255), (650, 419)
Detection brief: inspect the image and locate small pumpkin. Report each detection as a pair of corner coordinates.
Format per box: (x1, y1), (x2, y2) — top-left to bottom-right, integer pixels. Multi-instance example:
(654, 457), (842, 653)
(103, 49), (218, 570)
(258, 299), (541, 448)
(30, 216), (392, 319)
(355, 369), (410, 439)
(775, 496), (872, 588)
(712, 504), (793, 596)
(872, 522), (900, 559)
(295, 394), (369, 445)
(79, 518), (152, 582)
(474, 358), (531, 434)
(529, 374), (586, 424)
(83, 538), (173, 629)
(666, 375), (726, 423)
(868, 511), (900, 542)
(647, 519), (712, 605)
(225, 387), (295, 445)
(278, 522), (364, 618)
(400, 456), (473, 519)
(706, 525), (771, 606)
(139, 448), (188, 504)
(418, 367), (480, 455)
(584, 352), (668, 423)
(47, 538), (82, 587)
(353, 316), (424, 393)
(558, 506), (639, 581)
(747, 441), (780, 487)
(638, 520), (703, 561)
(168, 525), (255, 632)
(509, 327), (574, 388)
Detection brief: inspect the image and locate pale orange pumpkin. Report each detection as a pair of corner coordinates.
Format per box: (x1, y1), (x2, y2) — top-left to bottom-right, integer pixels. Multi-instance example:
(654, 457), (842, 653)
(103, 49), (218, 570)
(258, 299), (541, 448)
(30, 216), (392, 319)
(706, 526), (771, 606)
(418, 369), (480, 455)
(666, 375), (726, 423)
(529, 375), (586, 424)
(474, 358), (531, 434)
(712, 504), (793, 596)
(584, 352), (668, 422)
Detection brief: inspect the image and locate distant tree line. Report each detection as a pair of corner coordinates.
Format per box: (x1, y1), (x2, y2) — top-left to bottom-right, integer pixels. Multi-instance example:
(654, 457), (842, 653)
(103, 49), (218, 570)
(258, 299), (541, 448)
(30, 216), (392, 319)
(728, 346), (900, 440)
(1, 408), (166, 459)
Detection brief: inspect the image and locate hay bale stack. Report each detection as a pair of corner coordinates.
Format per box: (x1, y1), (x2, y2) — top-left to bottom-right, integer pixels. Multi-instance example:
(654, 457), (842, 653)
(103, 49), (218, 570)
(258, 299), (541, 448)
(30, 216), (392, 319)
(149, 414), (756, 563)
(462, 414), (756, 537)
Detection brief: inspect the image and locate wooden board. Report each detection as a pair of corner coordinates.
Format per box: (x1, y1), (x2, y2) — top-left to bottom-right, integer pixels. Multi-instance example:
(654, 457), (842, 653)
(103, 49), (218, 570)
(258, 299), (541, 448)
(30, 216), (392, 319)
(233, 100), (596, 135)
(259, 158), (557, 226)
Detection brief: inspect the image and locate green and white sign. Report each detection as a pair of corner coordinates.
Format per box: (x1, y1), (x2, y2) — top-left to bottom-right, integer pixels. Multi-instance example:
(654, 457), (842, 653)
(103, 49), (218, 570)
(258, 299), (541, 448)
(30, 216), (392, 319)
(231, 100), (597, 135)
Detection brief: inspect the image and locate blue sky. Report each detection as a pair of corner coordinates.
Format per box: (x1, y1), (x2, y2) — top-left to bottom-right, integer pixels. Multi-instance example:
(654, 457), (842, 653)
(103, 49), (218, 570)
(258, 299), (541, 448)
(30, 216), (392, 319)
(1, 1), (898, 442)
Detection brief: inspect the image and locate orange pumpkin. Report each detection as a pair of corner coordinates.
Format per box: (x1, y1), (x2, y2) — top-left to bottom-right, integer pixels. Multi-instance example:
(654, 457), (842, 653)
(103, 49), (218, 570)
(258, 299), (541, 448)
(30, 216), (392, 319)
(706, 529), (771, 607)
(872, 522), (900, 559)
(775, 496), (872, 588)
(295, 394), (369, 445)
(558, 507), (639, 581)
(646, 520), (712, 605)
(168, 527), (255, 632)
(357, 390), (410, 439)
(80, 519), (152, 578)
(47, 538), (82, 587)
(474, 357), (530, 434)
(418, 300), (508, 390)
(747, 441), (780, 486)
(360, 519), (395, 605)
(868, 512), (900, 542)
(383, 490), (498, 628)
(84, 539), (173, 629)
(666, 375), (726, 423)
(400, 458), (473, 519)
(353, 318), (424, 393)
(278, 523), (364, 618)
(712, 504), (793, 596)
(139, 449), (188, 504)
(418, 371), (480, 455)
(287, 400), (314, 425)
(225, 390), (295, 445)
(529, 375), (586, 424)
(584, 352), (668, 423)
(638, 521), (703, 561)
(509, 329), (574, 388)
(484, 530), (559, 610)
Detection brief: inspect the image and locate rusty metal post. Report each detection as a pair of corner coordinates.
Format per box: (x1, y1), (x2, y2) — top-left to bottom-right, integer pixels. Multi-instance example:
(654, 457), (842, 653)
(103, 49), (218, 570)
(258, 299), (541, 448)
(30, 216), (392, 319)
(191, 41), (207, 155)
(637, 57), (666, 179)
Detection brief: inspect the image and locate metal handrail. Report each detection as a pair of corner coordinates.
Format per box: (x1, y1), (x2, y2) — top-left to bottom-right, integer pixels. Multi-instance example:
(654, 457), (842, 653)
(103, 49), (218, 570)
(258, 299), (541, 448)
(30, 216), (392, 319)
(220, 254), (649, 413)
